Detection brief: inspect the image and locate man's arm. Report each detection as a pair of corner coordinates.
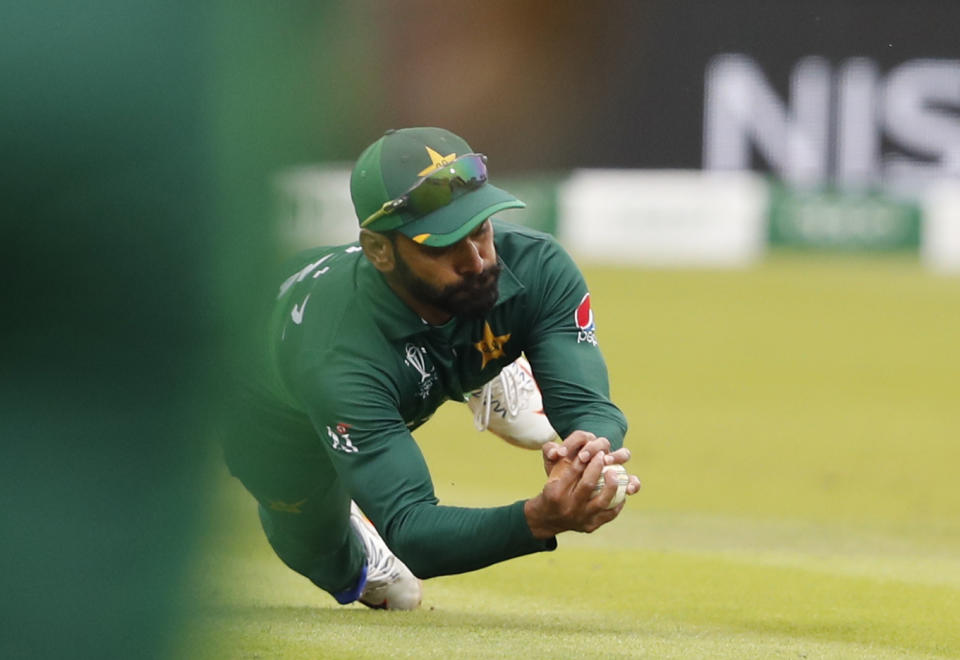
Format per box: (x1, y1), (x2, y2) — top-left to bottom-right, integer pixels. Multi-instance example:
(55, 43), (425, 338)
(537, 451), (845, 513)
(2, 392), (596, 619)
(296, 350), (636, 577)
(296, 352), (556, 579)
(520, 236), (628, 449)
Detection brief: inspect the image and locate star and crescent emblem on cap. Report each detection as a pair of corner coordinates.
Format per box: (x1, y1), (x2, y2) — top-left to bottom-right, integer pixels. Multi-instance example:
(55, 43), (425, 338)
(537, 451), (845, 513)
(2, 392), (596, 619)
(418, 146), (457, 176)
(474, 321), (511, 369)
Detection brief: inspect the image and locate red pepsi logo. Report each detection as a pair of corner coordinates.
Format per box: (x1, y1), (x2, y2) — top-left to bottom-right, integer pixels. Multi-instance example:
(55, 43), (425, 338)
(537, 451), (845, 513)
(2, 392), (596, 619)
(574, 292), (598, 346)
(575, 293), (594, 331)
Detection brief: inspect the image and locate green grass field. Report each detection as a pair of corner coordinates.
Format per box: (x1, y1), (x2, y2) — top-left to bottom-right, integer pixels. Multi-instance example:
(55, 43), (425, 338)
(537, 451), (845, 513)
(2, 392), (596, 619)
(181, 254), (960, 659)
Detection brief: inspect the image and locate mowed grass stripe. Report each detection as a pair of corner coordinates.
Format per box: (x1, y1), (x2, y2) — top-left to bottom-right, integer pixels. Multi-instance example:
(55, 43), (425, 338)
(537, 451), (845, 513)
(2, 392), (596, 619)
(435, 548), (960, 658)
(183, 545), (959, 658)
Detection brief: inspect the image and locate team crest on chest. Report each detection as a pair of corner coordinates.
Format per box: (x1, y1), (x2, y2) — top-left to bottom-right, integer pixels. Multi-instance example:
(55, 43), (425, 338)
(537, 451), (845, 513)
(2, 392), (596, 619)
(474, 321), (511, 369)
(404, 342), (438, 400)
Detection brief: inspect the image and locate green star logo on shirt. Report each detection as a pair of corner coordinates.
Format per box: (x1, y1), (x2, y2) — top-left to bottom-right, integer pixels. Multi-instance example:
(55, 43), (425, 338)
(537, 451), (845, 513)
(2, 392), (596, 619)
(474, 321), (511, 369)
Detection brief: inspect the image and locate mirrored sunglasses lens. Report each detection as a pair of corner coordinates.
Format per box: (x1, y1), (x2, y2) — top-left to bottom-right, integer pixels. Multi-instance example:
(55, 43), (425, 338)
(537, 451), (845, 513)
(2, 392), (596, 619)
(406, 155), (488, 216)
(446, 154), (487, 186)
(408, 177), (454, 211)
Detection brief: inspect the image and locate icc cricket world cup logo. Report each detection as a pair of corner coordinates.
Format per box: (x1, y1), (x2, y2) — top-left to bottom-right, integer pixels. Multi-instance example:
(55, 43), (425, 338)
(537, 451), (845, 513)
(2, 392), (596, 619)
(404, 343), (437, 399)
(405, 343), (430, 382)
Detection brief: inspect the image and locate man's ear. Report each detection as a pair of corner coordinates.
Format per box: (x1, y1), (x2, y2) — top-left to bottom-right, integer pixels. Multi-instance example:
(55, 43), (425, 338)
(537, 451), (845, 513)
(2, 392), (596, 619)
(359, 229), (396, 272)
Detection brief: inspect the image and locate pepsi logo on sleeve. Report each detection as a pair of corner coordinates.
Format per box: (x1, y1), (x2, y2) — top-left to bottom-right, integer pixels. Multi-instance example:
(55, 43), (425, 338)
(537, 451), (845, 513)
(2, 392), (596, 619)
(575, 293), (598, 346)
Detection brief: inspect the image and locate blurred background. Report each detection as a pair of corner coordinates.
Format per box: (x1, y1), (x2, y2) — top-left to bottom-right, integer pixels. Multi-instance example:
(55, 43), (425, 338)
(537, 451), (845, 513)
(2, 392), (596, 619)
(3, 1), (958, 657)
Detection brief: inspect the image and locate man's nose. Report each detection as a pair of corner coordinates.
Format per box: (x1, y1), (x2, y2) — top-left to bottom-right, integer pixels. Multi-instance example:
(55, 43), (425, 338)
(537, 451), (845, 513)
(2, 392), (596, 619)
(454, 238), (484, 275)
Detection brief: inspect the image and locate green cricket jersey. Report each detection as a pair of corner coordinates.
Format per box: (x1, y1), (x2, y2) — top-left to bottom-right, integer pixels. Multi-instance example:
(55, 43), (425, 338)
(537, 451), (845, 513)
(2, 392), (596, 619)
(261, 219), (627, 578)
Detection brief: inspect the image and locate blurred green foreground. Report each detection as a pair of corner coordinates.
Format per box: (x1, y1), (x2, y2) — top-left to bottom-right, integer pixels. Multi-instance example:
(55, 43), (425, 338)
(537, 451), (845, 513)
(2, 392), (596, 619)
(183, 255), (960, 659)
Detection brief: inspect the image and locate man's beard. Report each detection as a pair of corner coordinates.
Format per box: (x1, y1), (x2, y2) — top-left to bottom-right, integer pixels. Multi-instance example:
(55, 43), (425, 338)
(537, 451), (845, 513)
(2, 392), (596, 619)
(393, 253), (502, 320)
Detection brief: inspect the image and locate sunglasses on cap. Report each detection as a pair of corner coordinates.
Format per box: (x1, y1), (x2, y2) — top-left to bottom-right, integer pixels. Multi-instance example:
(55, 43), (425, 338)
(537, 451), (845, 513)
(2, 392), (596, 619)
(361, 153), (489, 230)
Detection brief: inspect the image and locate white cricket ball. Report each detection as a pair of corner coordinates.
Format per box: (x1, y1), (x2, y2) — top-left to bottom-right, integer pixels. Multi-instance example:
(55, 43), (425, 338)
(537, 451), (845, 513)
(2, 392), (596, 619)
(593, 464), (628, 509)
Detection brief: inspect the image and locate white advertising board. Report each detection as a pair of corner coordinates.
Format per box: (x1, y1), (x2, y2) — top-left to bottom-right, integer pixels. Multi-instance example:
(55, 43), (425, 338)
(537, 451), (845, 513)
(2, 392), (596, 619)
(557, 170), (768, 267)
(273, 165), (358, 253)
(922, 181), (960, 274)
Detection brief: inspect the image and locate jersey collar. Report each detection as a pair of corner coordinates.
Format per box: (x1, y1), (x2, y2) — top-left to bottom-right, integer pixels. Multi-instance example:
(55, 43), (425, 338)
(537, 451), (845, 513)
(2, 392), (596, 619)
(359, 255), (525, 341)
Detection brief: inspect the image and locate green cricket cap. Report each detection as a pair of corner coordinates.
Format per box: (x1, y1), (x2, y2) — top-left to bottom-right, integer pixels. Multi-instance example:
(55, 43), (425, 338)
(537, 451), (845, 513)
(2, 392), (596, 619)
(350, 127), (525, 247)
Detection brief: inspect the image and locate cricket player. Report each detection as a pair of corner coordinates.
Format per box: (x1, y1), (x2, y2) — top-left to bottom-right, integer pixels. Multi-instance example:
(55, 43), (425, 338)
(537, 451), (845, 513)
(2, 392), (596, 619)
(223, 127), (638, 610)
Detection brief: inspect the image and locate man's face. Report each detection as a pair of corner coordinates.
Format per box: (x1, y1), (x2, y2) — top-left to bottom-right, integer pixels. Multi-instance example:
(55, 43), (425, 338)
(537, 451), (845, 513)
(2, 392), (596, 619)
(390, 219), (500, 319)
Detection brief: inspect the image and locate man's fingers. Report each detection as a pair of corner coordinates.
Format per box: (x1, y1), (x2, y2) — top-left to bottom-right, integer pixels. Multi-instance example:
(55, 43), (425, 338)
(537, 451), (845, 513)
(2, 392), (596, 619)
(603, 447), (631, 465)
(559, 432), (616, 473)
(542, 441), (563, 462)
(560, 430), (596, 457)
(534, 448), (632, 536)
(542, 441), (573, 477)
(583, 500), (623, 532)
(574, 451), (605, 500)
(539, 431), (637, 534)
(545, 456), (580, 490)
(573, 437), (611, 469)
(590, 462), (622, 509)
